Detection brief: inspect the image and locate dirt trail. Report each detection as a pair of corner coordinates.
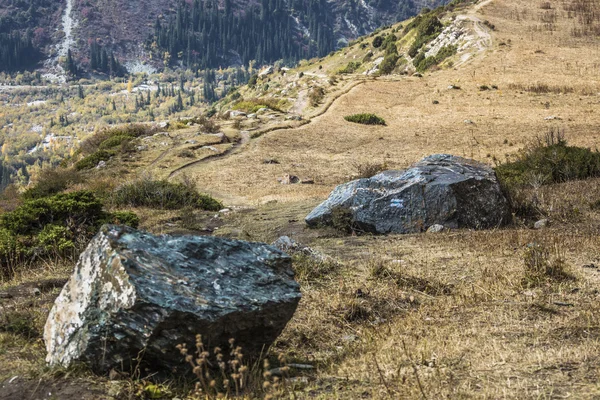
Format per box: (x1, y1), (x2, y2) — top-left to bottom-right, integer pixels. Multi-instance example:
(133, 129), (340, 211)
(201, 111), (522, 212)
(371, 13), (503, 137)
(167, 79), (365, 182)
(169, 131), (250, 179)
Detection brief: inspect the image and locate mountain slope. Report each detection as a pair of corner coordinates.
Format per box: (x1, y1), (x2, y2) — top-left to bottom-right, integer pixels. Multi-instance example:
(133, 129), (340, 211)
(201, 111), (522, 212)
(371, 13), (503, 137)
(0, 0), (450, 73)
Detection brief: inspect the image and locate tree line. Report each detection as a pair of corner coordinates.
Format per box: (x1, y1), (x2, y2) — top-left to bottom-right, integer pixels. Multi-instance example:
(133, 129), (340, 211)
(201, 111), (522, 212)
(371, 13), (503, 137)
(151, 0), (336, 70)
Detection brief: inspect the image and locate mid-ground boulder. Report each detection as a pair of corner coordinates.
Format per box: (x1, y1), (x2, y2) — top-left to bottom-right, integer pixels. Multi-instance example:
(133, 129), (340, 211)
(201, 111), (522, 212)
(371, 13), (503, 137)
(44, 225), (300, 374)
(306, 154), (511, 234)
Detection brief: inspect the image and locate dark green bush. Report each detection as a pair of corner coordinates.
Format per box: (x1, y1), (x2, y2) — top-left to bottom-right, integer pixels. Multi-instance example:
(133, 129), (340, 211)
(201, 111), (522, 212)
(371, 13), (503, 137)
(109, 211), (140, 228)
(495, 138), (600, 188)
(0, 190), (139, 277)
(74, 150), (112, 170)
(408, 15), (443, 58)
(1, 190), (104, 236)
(339, 61), (361, 74)
(414, 45), (457, 72)
(344, 113), (387, 126)
(98, 135), (134, 150)
(379, 53), (400, 75)
(372, 35), (384, 48)
(112, 179), (222, 211)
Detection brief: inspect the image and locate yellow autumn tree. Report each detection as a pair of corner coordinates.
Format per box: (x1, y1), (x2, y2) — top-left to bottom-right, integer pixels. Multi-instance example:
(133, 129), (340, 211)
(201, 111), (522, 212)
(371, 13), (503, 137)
(127, 78), (133, 93)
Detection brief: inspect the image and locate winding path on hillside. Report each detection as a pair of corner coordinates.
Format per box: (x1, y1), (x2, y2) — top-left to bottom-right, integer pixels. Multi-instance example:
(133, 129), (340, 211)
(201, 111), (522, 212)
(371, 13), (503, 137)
(167, 79), (366, 179)
(166, 0), (496, 182)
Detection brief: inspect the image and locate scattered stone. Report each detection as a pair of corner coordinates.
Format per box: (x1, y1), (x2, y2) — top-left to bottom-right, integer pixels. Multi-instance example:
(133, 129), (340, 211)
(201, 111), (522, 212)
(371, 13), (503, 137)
(96, 160), (106, 169)
(286, 115), (303, 121)
(268, 363), (314, 377)
(582, 263), (597, 269)
(301, 179), (315, 185)
(136, 145), (148, 151)
(247, 113), (257, 119)
(432, 100), (440, 104)
(464, 119), (475, 125)
(427, 224), (445, 233)
(544, 116), (562, 121)
(306, 154), (511, 234)
(534, 219), (549, 230)
(218, 208), (231, 214)
(279, 174), (300, 184)
(0, 292), (12, 299)
(272, 236), (329, 263)
(44, 225), (301, 374)
(259, 66), (274, 77)
(230, 110), (247, 118)
(263, 158), (280, 164)
(158, 121), (169, 129)
(184, 140), (197, 144)
(257, 108), (269, 114)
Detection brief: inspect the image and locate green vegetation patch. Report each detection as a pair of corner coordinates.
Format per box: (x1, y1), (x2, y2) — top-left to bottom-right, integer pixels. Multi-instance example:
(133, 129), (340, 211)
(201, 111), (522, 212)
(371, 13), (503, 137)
(344, 113), (387, 126)
(0, 190), (138, 278)
(112, 179), (222, 211)
(414, 45), (457, 72)
(495, 138), (600, 188)
(338, 61), (361, 74)
(74, 150), (112, 171)
(233, 97), (286, 113)
(407, 14), (444, 58)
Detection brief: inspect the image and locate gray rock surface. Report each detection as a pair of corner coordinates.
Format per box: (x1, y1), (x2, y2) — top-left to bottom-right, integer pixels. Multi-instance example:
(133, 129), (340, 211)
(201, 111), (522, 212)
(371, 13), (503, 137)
(44, 225), (300, 374)
(306, 154), (511, 234)
(534, 219), (549, 230)
(427, 224), (445, 233)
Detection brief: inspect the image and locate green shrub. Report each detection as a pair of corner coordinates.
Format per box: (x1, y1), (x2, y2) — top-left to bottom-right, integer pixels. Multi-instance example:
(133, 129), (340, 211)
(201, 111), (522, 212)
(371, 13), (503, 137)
(495, 136), (600, 188)
(379, 53), (400, 74)
(344, 113), (386, 126)
(74, 150), (112, 170)
(408, 14), (443, 58)
(109, 211), (140, 228)
(1, 190), (104, 236)
(233, 97), (285, 113)
(414, 45), (457, 72)
(37, 224), (75, 253)
(338, 61), (361, 74)
(98, 135), (134, 150)
(112, 178), (222, 211)
(372, 35), (384, 48)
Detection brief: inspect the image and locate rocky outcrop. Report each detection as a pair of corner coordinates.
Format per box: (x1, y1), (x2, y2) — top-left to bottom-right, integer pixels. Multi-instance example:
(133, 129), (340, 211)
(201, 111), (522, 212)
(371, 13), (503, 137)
(44, 225), (300, 374)
(306, 154), (511, 234)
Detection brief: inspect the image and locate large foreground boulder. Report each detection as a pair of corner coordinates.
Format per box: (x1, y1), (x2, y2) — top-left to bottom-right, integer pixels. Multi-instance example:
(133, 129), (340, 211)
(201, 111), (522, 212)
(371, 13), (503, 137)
(44, 225), (300, 374)
(306, 154), (511, 234)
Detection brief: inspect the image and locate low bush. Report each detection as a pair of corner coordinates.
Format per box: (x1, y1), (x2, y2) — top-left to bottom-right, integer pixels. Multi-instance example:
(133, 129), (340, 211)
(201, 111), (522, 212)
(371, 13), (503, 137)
(233, 97), (285, 113)
(308, 87), (326, 107)
(408, 14), (443, 58)
(495, 133), (600, 188)
(112, 178), (222, 211)
(338, 61), (361, 74)
(344, 113), (386, 125)
(414, 45), (457, 72)
(522, 241), (575, 287)
(74, 150), (112, 170)
(98, 134), (134, 150)
(79, 124), (157, 155)
(0, 190), (139, 278)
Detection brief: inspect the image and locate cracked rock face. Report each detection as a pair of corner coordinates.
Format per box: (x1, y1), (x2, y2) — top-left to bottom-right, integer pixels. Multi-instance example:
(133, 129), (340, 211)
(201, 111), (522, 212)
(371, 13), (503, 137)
(44, 225), (300, 374)
(306, 154), (511, 234)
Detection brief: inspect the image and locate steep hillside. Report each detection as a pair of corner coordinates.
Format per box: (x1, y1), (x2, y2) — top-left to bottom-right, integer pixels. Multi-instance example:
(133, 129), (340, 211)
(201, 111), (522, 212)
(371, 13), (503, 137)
(0, 0), (449, 74)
